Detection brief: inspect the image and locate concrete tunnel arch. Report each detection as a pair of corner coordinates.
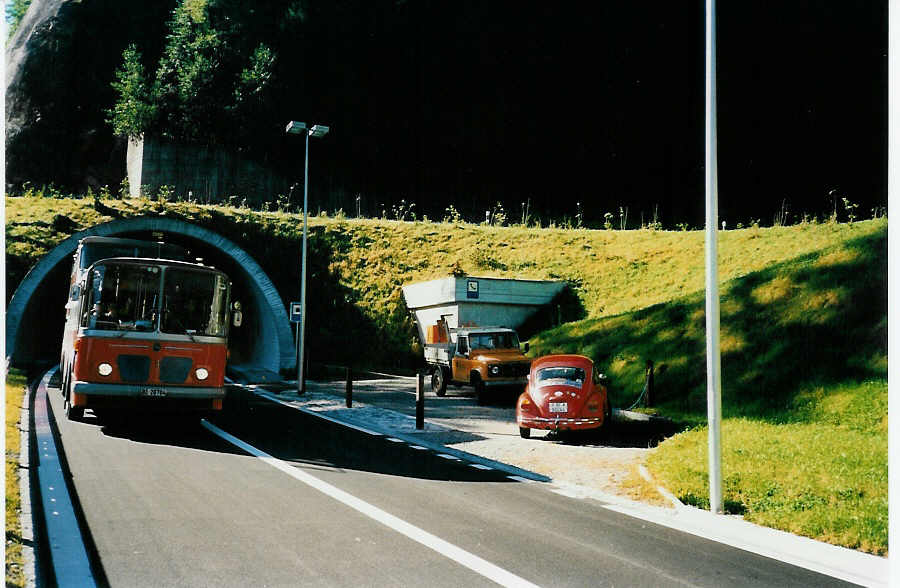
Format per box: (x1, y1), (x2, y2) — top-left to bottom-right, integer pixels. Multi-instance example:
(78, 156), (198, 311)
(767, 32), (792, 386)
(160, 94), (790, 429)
(6, 217), (295, 379)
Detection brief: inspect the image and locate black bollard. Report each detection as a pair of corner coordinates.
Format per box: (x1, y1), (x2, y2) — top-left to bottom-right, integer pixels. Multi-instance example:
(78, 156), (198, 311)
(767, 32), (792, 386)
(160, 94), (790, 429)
(645, 360), (654, 407)
(416, 370), (424, 430)
(345, 366), (353, 408)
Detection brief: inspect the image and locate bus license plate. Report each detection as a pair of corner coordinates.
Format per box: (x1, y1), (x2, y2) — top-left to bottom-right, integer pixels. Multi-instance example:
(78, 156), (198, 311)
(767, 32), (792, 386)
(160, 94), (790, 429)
(142, 388), (167, 397)
(549, 402), (568, 413)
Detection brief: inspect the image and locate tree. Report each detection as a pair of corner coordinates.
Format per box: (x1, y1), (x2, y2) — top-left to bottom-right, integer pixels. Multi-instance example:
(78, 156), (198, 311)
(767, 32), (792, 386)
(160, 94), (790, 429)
(107, 45), (155, 139)
(108, 0), (277, 149)
(6, 0), (31, 39)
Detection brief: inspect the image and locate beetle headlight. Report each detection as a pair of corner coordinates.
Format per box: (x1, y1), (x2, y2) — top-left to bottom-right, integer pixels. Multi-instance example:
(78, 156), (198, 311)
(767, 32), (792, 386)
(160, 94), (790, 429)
(195, 368), (209, 381)
(98, 363), (112, 376)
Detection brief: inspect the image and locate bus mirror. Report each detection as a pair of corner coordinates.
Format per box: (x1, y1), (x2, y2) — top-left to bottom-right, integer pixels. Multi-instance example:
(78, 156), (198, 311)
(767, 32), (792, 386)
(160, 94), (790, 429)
(232, 310), (243, 327)
(523, 342), (530, 353)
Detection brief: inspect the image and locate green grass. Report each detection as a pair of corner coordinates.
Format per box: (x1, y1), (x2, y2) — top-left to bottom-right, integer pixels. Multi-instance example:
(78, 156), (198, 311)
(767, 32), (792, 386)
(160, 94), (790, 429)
(527, 224), (887, 553)
(5, 195), (885, 369)
(4, 194), (888, 553)
(5, 369), (27, 587)
(646, 381), (887, 554)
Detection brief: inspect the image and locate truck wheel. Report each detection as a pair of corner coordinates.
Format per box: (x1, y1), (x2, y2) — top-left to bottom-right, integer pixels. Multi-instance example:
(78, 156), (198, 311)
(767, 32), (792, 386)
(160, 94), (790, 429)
(431, 367), (447, 397)
(473, 376), (486, 405)
(519, 426), (531, 439)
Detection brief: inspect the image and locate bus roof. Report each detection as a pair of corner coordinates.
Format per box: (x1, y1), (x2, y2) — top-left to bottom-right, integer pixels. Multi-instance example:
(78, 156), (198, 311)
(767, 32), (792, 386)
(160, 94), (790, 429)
(78, 236), (190, 267)
(86, 257), (225, 276)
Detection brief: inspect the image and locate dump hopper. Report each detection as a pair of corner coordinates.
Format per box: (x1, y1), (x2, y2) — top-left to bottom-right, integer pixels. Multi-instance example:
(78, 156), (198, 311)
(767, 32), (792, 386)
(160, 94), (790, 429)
(402, 276), (565, 343)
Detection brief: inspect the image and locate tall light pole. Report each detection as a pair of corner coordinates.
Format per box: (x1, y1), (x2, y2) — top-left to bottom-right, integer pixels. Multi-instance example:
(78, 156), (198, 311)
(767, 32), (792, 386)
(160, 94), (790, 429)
(286, 120), (330, 394)
(704, 0), (723, 514)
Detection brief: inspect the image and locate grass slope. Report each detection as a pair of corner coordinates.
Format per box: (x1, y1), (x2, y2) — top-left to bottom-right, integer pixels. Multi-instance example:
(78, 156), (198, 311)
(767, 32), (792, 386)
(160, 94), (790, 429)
(5, 195), (888, 552)
(5, 196), (885, 368)
(5, 369), (27, 587)
(528, 225), (887, 553)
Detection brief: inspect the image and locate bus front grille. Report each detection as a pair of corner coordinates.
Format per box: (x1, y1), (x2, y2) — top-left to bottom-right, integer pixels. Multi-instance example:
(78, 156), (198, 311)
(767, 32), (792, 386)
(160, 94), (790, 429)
(117, 355), (150, 382)
(160, 357), (192, 383)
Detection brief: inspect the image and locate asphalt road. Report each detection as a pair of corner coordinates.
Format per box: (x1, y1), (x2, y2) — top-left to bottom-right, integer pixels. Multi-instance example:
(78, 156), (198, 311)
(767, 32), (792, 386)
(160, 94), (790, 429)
(44, 382), (854, 587)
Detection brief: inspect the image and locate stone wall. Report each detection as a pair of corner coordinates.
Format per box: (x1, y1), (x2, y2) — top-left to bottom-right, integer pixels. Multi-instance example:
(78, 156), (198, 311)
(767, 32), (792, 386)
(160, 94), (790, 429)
(128, 136), (290, 204)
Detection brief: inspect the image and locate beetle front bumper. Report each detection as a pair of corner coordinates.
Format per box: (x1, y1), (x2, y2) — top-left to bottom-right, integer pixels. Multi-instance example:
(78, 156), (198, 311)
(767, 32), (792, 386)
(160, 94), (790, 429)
(517, 415), (604, 431)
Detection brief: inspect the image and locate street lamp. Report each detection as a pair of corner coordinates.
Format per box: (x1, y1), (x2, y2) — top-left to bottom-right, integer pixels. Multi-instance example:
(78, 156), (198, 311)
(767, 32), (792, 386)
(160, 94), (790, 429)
(285, 120), (330, 394)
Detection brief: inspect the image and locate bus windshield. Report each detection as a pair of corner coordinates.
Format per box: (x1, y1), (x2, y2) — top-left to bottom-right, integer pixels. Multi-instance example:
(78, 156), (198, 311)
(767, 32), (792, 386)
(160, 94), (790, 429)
(82, 262), (228, 337)
(161, 268), (229, 337)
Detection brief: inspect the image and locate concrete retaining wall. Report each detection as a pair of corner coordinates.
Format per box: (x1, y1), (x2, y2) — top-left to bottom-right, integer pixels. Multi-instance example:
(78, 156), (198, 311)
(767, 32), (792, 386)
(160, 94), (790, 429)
(127, 136), (290, 204)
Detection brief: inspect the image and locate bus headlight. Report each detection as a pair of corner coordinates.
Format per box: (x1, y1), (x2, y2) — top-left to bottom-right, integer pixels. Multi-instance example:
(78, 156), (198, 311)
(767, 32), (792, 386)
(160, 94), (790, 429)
(195, 368), (209, 381)
(488, 364), (500, 376)
(98, 363), (113, 376)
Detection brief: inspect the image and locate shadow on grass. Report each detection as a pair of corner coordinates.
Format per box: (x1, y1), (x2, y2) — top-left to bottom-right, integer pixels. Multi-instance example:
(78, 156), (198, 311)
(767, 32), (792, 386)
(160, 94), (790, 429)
(530, 228), (887, 425)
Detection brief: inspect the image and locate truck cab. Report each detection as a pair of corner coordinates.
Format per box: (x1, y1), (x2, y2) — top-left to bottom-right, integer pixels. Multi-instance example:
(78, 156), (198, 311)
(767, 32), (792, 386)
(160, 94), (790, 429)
(430, 325), (531, 403)
(402, 276), (564, 404)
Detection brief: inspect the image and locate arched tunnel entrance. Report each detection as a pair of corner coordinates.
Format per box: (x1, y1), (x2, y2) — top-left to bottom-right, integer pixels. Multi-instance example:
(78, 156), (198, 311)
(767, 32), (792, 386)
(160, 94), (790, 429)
(6, 217), (295, 382)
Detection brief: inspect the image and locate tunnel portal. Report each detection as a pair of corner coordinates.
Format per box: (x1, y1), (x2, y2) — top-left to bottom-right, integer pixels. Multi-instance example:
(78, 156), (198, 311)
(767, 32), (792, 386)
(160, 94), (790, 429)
(6, 217), (295, 381)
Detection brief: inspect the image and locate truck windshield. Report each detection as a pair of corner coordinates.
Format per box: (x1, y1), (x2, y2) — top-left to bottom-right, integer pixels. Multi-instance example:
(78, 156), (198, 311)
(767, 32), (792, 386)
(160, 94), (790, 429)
(82, 262), (228, 337)
(469, 332), (519, 350)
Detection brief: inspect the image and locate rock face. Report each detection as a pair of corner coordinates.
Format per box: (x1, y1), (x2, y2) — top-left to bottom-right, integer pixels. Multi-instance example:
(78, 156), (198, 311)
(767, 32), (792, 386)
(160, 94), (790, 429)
(5, 0), (171, 190)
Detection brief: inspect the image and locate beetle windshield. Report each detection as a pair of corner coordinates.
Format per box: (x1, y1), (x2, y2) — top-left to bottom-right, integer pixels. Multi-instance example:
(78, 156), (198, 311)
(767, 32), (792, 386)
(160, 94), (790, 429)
(536, 366), (586, 387)
(469, 332), (520, 350)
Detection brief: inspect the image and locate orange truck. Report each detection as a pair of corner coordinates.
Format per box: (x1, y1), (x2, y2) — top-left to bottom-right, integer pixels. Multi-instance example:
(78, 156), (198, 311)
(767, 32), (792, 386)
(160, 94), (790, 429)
(402, 276), (564, 404)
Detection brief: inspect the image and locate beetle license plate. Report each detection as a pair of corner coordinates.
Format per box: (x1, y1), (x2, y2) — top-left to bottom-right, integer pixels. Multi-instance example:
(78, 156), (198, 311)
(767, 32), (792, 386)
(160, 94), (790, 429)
(142, 388), (167, 397)
(549, 402), (568, 413)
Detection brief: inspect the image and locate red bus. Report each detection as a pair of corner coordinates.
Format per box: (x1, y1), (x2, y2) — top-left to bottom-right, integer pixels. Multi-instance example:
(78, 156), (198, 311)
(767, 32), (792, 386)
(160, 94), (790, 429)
(59, 237), (237, 420)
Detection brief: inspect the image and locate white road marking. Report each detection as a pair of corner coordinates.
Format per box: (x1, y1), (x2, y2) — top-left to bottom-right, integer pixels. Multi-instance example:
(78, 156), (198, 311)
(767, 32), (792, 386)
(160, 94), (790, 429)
(506, 476), (533, 484)
(201, 420), (540, 588)
(410, 445), (428, 451)
(387, 438), (405, 443)
(437, 454), (460, 461)
(469, 463), (492, 471)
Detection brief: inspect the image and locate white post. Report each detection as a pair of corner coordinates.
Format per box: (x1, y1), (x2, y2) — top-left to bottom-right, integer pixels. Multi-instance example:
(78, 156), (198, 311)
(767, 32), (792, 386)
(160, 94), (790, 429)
(705, 0), (723, 514)
(888, 0), (898, 583)
(298, 131), (310, 394)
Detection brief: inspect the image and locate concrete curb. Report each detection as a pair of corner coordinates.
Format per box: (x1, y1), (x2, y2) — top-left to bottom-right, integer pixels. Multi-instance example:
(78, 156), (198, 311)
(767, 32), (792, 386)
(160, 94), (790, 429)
(638, 463), (684, 509)
(18, 381), (37, 588)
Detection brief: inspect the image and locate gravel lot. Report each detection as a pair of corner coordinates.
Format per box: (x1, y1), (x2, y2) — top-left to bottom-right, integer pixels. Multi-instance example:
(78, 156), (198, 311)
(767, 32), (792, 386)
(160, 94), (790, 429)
(267, 378), (681, 507)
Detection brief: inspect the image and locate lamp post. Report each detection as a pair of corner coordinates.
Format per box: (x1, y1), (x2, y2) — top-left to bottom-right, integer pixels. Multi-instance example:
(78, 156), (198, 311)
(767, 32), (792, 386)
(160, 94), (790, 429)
(285, 120), (330, 394)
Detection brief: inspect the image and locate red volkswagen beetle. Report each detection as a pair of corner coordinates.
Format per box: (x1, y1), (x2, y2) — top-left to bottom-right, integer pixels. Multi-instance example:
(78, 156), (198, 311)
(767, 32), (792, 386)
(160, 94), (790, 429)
(516, 354), (611, 439)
